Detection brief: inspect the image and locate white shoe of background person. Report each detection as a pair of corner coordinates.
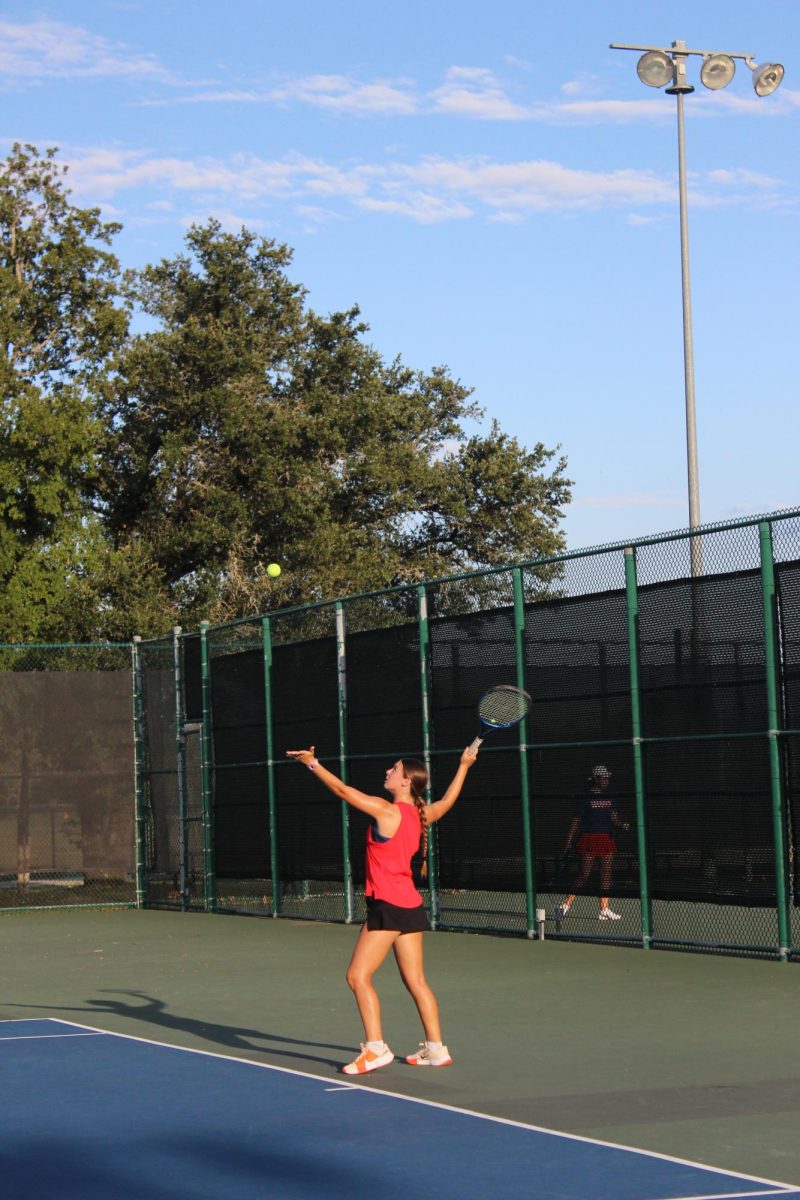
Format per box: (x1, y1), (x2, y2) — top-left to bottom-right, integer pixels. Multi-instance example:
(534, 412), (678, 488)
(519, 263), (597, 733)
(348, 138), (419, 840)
(598, 908), (621, 920)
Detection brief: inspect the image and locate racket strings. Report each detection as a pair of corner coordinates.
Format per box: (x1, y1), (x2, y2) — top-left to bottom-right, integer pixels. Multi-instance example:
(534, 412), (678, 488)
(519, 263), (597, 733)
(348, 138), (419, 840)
(478, 685), (530, 728)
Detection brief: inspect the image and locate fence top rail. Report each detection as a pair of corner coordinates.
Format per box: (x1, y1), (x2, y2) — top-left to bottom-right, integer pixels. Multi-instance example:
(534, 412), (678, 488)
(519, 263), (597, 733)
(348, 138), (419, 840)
(136, 504), (800, 642)
(0, 642), (131, 650)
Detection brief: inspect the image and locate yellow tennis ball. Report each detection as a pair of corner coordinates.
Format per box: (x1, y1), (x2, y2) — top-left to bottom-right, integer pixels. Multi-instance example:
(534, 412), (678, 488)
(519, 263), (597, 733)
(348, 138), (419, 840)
(267, 563), (281, 578)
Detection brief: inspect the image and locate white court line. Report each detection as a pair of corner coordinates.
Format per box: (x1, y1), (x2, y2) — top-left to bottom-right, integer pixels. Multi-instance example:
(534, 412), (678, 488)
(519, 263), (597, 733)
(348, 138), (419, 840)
(324, 1086), (358, 1093)
(0, 1032), (107, 1042)
(36, 1018), (799, 1196)
(657, 1192), (799, 1199)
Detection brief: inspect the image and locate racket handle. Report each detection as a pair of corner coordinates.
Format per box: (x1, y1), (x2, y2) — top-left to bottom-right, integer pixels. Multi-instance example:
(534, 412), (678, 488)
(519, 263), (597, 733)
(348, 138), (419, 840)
(468, 736), (484, 754)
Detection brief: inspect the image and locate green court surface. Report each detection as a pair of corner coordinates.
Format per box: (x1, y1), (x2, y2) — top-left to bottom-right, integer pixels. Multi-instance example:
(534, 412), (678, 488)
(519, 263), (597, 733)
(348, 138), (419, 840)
(2, 909), (798, 1187)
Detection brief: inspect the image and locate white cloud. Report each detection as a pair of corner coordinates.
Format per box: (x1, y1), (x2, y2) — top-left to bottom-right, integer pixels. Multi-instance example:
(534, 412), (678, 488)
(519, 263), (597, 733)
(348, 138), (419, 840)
(390, 157), (675, 211)
(115, 51), (800, 128)
(706, 167), (782, 189)
(431, 66), (530, 120)
(560, 75), (603, 98)
(552, 98), (669, 123)
(150, 74), (420, 115)
(0, 17), (175, 84)
(357, 192), (473, 223)
(59, 144), (793, 228)
(269, 73), (419, 115)
(179, 210), (267, 232)
(66, 148), (303, 201)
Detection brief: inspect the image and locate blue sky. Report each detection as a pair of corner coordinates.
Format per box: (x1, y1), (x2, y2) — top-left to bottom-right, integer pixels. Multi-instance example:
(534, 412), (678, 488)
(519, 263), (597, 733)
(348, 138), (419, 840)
(2, 1), (798, 552)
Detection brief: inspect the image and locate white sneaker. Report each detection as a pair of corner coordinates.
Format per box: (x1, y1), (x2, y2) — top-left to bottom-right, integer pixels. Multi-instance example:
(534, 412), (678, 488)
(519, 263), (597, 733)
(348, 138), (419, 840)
(598, 908), (621, 921)
(406, 1042), (453, 1067)
(341, 1043), (394, 1074)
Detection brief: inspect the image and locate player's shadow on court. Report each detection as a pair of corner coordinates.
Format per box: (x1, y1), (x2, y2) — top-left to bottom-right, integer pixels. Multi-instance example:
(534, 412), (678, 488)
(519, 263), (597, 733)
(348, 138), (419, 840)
(10, 992), (352, 1070)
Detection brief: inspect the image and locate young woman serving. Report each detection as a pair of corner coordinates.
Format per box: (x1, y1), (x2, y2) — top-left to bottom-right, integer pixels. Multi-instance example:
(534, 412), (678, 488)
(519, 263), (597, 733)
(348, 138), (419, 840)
(286, 744), (478, 1075)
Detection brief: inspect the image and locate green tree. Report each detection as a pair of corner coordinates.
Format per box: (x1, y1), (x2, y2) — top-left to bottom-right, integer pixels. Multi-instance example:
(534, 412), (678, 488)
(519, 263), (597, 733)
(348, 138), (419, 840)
(100, 219), (571, 622)
(0, 143), (136, 640)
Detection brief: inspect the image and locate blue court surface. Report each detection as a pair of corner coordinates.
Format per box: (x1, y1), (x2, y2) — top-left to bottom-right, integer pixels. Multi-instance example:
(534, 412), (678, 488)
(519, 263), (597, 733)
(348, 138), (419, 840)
(2, 1019), (798, 1200)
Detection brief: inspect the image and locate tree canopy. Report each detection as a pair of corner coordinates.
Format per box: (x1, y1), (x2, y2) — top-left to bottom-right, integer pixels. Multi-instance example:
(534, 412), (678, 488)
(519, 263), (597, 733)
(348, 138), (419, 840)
(0, 144), (130, 641)
(1, 144), (572, 640)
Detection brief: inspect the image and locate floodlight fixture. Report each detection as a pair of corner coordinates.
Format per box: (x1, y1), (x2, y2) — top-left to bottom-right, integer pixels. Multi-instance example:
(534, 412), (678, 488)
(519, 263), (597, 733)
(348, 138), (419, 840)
(750, 61), (784, 97)
(700, 54), (735, 90)
(609, 37), (785, 570)
(636, 50), (673, 88)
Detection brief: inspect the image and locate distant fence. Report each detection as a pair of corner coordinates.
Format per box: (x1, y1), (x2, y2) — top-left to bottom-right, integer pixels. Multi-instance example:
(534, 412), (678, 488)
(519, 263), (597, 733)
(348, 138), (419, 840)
(0, 644), (135, 911)
(134, 509), (800, 962)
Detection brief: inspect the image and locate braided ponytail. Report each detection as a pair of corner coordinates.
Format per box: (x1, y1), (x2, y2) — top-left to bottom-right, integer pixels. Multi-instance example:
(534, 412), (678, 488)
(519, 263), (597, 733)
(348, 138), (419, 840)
(401, 758), (430, 878)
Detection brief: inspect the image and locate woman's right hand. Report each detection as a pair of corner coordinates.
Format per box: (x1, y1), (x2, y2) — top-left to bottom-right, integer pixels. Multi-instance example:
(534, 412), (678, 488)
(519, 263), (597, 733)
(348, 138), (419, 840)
(460, 745), (479, 768)
(286, 746), (316, 768)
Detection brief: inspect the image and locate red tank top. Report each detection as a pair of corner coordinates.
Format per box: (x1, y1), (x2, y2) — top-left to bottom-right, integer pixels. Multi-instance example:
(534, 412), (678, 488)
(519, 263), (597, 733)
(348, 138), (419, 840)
(365, 802), (423, 908)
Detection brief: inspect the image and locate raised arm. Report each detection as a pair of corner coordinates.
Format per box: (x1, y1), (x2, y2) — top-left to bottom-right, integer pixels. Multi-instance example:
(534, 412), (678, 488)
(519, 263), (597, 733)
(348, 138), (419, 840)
(425, 746), (478, 825)
(286, 746), (396, 823)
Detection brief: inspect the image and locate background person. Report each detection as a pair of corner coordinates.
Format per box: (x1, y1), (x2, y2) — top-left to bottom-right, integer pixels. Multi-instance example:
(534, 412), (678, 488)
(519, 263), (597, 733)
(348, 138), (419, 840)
(557, 765), (629, 923)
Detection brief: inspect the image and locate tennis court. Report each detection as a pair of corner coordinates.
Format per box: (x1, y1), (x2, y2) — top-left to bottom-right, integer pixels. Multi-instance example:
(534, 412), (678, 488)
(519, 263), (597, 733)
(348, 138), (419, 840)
(3, 910), (799, 1196)
(3, 1017), (798, 1200)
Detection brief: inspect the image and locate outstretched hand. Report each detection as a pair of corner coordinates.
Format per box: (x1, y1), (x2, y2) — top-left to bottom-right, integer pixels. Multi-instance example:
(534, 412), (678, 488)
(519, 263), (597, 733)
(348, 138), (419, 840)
(286, 746), (316, 768)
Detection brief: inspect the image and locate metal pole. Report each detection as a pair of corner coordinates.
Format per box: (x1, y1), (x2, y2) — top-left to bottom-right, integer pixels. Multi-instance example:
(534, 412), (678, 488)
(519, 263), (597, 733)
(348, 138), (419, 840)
(759, 522), (790, 960)
(131, 636), (147, 908)
(674, 91), (701, 530)
(512, 568), (537, 937)
(262, 616), (281, 916)
(173, 627), (189, 909)
(417, 584), (439, 927)
(661, 42), (704, 575)
(335, 602), (354, 923)
(624, 548), (653, 948)
(199, 621), (216, 912)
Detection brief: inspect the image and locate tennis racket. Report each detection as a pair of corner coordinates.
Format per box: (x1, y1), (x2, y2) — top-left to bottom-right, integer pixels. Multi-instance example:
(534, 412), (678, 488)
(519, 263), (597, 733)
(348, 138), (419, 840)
(469, 684), (531, 753)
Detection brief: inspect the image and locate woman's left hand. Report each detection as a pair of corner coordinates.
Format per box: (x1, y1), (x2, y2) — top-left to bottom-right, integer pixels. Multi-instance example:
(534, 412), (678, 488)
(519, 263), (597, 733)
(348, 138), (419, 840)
(460, 745), (479, 768)
(287, 746), (317, 767)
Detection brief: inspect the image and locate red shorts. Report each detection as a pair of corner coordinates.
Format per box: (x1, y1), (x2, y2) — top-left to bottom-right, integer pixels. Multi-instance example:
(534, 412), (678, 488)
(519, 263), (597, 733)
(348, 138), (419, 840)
(577, 833), (617, 857)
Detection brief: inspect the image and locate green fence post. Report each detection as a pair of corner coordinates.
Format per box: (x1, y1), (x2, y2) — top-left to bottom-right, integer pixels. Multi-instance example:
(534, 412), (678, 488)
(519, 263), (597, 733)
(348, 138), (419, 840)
(759, 521), (791, 961)
(172, 626), (190, 909)
(512, 568), (537, 937)
(624, 547), (652, 949)
(336, 602), (354, 923)
(131, 636), (147, 908)
(262, 615), (281, 917)
(199, 620), (216, 913)
(417, 584), (439, 928)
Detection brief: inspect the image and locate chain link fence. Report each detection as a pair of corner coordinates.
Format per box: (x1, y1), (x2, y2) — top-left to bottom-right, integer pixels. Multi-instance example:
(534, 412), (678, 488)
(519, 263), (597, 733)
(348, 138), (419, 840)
(0, 644), (135, 911)
(132, 509), (800, 962)
(4, 510), (795, 957)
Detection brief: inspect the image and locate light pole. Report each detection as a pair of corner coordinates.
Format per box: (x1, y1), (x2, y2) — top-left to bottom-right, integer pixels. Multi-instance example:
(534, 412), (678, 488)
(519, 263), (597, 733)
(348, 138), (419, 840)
(610, 41), (784, 574)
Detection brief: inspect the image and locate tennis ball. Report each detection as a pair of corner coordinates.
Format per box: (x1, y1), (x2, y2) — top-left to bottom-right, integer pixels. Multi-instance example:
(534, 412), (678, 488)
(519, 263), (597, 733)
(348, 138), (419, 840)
(267, 563), (281, 578)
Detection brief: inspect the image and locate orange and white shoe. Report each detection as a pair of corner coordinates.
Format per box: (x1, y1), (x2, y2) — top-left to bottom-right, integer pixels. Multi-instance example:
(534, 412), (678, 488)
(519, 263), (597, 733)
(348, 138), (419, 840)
(341, 1043), (394, 1075)
(405, 1043), (453, 1067)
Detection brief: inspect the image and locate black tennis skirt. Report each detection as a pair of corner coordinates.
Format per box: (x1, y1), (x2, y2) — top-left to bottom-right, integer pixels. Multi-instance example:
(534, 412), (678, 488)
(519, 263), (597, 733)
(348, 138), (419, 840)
(365, 897), (431, 933)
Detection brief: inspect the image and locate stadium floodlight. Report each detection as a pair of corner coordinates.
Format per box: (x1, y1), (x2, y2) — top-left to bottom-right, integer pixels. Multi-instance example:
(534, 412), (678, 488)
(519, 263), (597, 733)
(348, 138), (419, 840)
(700, 54), (735, 91)
(609, 39), (784, 574)
(636, 50), (673, 88)
(750, 61), (784, 97)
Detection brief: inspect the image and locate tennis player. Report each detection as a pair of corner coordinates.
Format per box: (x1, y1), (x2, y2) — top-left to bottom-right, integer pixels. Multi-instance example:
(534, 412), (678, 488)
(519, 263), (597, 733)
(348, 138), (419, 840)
(557, 764), (629, 923)
(286, 744), (478, 1074)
